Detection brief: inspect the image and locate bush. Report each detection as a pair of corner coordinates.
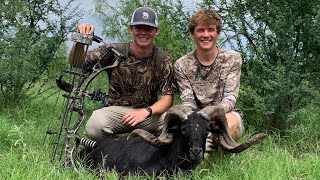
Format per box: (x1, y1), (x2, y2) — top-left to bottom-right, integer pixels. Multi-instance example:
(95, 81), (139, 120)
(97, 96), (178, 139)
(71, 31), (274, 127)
(0, 0), (80, 105)
(285, 105), (320, 155)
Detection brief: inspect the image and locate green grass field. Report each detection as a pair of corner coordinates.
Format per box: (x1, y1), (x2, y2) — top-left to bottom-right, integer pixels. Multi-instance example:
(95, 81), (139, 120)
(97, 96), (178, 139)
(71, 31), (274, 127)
(1, 91), (319, 180)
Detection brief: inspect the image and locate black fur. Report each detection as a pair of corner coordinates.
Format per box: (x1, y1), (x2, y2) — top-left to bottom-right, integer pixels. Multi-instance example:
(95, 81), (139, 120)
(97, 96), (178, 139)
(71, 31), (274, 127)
(81, 111), (211, 176)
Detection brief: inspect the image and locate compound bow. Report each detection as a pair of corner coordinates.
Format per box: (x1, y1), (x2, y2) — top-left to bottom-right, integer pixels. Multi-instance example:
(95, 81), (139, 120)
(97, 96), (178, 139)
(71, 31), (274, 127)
(46, 32), (125, 171)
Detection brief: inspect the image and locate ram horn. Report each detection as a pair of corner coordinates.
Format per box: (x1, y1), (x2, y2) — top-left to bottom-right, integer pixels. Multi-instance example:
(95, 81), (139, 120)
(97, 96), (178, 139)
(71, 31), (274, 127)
(128, 105), (193, 148)
(200, 105), (266, 153)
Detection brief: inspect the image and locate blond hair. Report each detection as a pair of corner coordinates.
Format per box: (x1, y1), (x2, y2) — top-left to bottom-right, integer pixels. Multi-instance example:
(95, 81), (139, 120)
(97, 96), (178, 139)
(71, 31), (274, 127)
(188, 9), (222, 34)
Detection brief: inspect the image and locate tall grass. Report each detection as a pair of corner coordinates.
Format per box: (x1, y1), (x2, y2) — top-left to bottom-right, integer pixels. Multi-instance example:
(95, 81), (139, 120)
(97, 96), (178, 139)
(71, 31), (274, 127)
(1, 91), (319, 179)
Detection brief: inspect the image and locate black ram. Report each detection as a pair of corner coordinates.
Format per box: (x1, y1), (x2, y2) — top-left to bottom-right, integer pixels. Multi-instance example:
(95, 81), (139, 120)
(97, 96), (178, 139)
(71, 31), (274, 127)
(79, 105), (266, 175)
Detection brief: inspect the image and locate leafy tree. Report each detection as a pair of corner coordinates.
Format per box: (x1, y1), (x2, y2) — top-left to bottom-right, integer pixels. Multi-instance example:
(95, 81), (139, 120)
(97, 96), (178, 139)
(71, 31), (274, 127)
(0, 0), (80, 105)
(94, 0), (194, 60)
(199, 0), (320, 130)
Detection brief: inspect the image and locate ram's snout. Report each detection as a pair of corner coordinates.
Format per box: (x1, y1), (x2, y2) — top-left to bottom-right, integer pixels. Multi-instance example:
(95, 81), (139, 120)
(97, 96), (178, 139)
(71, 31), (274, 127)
(189, 146), (204, 164)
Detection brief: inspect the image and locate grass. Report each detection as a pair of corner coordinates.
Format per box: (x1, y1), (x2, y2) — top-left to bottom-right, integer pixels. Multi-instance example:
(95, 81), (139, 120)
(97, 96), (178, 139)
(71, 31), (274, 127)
(1, 90), (320, 179)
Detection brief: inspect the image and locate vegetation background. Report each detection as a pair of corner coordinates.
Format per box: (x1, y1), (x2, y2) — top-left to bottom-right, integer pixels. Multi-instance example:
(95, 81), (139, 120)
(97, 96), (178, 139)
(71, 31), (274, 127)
(0, 0), (319, 179)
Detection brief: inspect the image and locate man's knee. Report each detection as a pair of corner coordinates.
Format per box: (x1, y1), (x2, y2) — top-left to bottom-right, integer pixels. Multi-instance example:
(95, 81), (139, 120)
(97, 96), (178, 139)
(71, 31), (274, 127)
(225, 111), (244, 141)
(86, 109), (113, 141)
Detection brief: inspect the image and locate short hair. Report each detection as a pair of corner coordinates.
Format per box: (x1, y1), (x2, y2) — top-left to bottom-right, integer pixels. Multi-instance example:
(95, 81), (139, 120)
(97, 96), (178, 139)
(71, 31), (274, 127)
(188, 9), (222, 34)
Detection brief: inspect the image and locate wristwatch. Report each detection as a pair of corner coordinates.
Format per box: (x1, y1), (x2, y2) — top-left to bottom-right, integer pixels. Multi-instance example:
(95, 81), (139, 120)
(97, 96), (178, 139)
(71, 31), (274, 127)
(145, 107), (152, 118)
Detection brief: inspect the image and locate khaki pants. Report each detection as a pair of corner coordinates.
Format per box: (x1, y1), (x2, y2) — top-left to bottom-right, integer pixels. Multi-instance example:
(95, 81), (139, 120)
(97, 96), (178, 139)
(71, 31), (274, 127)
(85, 106), (166, 141)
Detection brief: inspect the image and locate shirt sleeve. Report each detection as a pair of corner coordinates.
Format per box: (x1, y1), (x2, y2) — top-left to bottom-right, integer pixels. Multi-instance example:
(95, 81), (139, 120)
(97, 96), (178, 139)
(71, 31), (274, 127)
(220, 53), (242, 113)
(174, 60), (197, 109)
(158, 56), (175, 96)
(85, 43), (115, 65)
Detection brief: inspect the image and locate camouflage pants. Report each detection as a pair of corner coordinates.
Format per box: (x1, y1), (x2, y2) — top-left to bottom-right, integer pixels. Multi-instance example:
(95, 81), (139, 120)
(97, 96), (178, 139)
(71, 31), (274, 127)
(85, 106), (166, 141)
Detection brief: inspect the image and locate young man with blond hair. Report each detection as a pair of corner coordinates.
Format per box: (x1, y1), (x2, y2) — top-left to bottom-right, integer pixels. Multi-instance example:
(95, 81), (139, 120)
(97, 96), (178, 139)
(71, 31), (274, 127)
(174, 9), (244, 157)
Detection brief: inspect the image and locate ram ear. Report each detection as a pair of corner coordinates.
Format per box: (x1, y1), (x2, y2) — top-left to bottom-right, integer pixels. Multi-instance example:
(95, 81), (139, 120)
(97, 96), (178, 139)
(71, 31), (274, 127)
(164, 114), (182, 133)
(166, 123), (181, 133)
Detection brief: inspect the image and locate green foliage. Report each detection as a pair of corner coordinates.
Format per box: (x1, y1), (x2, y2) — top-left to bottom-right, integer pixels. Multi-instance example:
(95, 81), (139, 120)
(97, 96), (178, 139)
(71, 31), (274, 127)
(286, 105), (320, 155)
(0, 0), (80, 105)
(94, 0), (194, 60)
(199, 0), (320, 131)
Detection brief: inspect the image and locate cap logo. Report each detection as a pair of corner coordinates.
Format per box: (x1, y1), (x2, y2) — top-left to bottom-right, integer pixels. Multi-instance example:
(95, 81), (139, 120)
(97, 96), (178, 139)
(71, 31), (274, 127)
(142, 12), (149, 19)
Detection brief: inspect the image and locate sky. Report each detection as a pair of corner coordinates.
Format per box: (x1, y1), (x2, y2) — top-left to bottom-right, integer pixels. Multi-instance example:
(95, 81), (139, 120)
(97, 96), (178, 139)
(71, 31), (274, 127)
(70, 0), (201, 25)
(62, 0), (201, 47)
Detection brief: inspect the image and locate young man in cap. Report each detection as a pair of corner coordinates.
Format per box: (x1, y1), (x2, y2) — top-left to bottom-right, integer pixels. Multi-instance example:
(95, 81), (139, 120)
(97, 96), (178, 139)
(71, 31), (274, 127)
(174, 9), (244, 157)
(70, 7), (174, 141)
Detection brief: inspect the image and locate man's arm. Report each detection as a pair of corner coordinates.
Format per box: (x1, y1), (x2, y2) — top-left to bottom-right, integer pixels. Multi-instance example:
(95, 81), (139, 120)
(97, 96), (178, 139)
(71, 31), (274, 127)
(149, 94), (173, 115)
(122, 94), (173, 127)
(220, 53), (242, 113)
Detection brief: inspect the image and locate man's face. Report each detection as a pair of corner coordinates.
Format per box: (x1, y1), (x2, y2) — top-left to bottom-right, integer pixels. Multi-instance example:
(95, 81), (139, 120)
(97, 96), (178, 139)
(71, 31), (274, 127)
(192, 24), (220, 51)
(130, 25), (159, 47)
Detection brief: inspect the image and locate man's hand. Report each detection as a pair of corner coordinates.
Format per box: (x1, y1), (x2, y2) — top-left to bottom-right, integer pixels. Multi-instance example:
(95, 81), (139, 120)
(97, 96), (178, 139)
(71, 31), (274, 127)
(78, 23), (95, 35)
(122, 109), (150, 126)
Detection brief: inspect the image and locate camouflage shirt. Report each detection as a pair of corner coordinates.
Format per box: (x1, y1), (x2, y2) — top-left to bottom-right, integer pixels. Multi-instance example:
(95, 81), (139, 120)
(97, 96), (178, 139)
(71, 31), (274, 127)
(174, 48), (242, 113)
(86, 43), (174, 108)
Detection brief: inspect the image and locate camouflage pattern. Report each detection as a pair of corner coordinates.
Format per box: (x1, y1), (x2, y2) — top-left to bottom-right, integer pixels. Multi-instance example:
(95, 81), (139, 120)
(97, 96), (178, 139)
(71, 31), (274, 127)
(174, 48), (242, 113)
(70, 32), (93, 45)
(86, 43), (174, 108)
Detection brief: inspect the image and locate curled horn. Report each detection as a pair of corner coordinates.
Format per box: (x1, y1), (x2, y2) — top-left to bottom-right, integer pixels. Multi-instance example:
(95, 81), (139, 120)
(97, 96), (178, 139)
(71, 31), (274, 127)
(127, 105), (193, 148)
(200, 105), (267, 153)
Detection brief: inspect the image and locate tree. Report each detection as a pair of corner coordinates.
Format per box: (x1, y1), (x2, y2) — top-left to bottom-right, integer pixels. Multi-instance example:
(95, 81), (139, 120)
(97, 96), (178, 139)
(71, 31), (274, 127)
(199, 0), (320, 130)
(0, 0), (80, 105)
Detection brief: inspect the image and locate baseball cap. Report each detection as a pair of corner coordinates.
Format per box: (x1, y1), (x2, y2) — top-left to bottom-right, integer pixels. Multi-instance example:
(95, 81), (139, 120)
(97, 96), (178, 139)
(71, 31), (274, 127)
(130, 7), (159, 28)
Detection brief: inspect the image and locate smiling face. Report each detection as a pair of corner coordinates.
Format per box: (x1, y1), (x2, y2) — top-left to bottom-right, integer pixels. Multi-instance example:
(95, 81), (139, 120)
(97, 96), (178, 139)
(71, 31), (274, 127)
(188, 9), (222, 52)
(191, 23), (220, 51)
(130, 25), (159, 48)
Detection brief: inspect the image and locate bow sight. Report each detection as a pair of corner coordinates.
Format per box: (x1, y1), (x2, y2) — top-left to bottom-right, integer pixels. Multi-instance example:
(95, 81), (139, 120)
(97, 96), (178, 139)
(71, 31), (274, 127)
(46, 32), (125, 171)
